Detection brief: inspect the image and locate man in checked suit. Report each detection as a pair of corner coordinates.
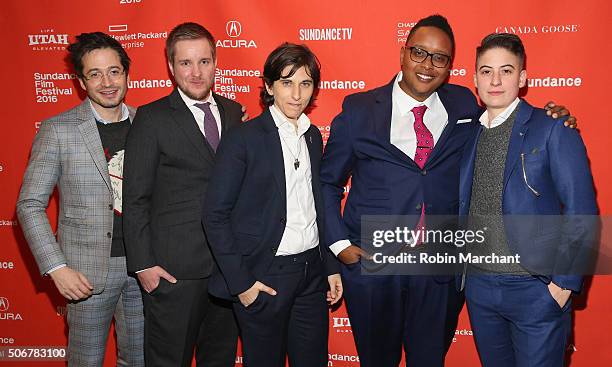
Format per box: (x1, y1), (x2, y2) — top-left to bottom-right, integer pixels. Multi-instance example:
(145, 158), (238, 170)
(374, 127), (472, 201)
(17, 32), (144, 366)
(122, 22), (241, 367)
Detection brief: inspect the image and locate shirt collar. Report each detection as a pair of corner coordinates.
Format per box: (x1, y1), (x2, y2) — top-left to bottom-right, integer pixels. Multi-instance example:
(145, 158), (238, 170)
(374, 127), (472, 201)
(479, 97), (521, 129)
(392, 71), (439, 116)
(88, 99), (129, 124)
(177, 87), (217, 108)
(269, 105), (311, 137)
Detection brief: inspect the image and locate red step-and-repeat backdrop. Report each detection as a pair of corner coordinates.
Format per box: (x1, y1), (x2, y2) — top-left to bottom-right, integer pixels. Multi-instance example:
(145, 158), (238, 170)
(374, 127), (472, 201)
(2, 0), (611, 365)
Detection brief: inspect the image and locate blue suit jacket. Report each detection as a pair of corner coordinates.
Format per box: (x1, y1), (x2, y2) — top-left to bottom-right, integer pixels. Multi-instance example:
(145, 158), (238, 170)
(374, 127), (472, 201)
(203, 109), (340, 300)
(320, 78), (481, 277)
(459, 100), (598, 291)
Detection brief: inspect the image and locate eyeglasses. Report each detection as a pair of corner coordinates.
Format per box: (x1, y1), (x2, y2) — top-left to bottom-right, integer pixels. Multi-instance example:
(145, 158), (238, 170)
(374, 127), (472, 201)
(406, 46), (451, 68)
(83, 67), (125, 82)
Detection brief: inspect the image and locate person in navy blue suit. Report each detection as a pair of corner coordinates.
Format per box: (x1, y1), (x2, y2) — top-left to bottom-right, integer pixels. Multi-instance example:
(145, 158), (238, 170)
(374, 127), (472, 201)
(320, 15), (576, 367)
(203, 43), (342, 367)
(459, 33), (597, 367)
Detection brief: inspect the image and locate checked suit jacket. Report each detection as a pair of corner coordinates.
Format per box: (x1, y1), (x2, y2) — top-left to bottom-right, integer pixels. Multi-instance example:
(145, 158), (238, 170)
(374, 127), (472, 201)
(17, 98), (135, 294)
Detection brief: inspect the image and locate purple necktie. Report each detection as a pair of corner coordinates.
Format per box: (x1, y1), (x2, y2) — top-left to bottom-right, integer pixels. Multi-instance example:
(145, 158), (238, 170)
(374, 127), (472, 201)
(195, 102), (220, 152)
(411, 105), (431, 245)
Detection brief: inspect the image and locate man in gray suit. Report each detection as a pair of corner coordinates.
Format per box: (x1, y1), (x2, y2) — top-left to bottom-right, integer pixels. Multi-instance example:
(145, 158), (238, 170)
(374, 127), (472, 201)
(16, 32), (144, 366)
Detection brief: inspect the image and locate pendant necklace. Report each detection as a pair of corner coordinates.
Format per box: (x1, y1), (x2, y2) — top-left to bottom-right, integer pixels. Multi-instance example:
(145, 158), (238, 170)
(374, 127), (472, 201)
(279, 132), (302, 170)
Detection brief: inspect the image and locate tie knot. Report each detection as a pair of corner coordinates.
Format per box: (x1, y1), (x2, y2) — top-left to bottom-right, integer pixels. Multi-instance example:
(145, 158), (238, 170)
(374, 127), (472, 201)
(194, 102), (211, 112)
(411, 105), (427, 117)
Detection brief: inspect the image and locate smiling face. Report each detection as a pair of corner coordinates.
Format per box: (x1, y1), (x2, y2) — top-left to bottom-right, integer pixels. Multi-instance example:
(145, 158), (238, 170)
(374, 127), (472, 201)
(265, 65), (314, 124)
(399, 26), (452, 101)
(475, 47), (526, 120)
(78, 48), (128, 112)
(168, 38), (216, 101)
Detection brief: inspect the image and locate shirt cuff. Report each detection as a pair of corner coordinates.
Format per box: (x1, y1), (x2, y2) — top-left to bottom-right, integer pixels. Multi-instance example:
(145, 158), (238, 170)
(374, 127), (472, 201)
(45, 263), (66, 275)
(329, 240), (352, 257)
(135, 267), (154, 274)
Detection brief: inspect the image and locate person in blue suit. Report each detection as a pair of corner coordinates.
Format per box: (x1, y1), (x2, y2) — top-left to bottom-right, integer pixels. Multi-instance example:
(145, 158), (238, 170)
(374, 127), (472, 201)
(320, 14), (576, 367)
(459, 33), (597, 367)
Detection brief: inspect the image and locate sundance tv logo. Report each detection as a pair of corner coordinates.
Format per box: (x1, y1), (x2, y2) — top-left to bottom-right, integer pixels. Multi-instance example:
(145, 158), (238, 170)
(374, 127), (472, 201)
(217, 20), (257, 48)
(28, 29), (69, 51)
(0, 297), (23, 321)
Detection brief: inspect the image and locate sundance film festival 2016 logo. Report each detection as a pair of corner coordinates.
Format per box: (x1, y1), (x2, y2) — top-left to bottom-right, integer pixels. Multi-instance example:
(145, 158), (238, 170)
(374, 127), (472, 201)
(0, 297), (23, 321)
(217, 20), (257, 48)
(28, 29), (68, 51)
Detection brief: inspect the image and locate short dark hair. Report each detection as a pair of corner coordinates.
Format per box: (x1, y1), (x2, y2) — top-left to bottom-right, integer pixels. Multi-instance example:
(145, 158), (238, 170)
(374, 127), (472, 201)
(166, 22), (216, 63)
(260, 43), (321, 107)
(67, 32), (130, 78)
(406, 14), (455, 54)
(476, 33), (526, 69)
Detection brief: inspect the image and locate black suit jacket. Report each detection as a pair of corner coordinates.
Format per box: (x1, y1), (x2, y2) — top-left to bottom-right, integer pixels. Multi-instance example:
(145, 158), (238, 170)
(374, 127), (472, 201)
(123, 88), (242, 279)
(203, 109), (340, 299)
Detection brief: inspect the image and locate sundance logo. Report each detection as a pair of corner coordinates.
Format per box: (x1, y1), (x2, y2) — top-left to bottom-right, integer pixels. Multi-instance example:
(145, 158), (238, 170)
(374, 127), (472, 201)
(217, 20), (257, 48)
(0, 297), (23, 321)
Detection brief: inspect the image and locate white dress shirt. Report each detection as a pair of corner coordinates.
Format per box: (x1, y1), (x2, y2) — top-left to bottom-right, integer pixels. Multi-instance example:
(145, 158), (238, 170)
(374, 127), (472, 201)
(177, 88), (222, 139)
(479, 97), (520, 129)
(269, 105), (319, 256)
(329, 72), (450, 256)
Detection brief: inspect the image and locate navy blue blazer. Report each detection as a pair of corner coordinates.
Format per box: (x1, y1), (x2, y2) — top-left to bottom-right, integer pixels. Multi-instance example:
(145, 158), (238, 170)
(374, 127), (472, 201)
(203, 109), (340, 300)
(320, 79), (480, 260)
(459, 100), (598, 291)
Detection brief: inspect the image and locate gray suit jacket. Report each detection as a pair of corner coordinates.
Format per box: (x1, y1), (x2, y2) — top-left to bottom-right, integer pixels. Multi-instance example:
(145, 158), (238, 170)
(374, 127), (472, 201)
(17, 99), (136, 294)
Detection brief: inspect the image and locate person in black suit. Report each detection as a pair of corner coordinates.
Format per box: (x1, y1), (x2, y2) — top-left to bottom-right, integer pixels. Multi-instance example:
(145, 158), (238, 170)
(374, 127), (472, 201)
(203, 43), (343, 367)
(123, 22), (241, 367)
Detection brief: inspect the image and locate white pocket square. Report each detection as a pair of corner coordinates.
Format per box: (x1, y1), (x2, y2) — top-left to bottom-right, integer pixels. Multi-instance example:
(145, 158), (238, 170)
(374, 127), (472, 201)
(456, 119), (472, 124)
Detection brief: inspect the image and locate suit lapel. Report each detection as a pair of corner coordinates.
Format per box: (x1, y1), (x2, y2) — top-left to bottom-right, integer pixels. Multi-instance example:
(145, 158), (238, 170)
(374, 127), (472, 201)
(427, 87), (459, 166)
(168, 89), (215, 163)
(76, 99), (111, 191)
(260, 109), (287, 207)
(304, 126), (322, 206)
(373, 81), (417, 169)
(503, 100), (531, 193)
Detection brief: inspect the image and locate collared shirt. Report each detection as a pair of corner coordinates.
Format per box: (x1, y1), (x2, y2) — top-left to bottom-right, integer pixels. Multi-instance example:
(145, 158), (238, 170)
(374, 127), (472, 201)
(177, 88), (223, 139)
(479, 97), (521, 129)
(390, 71), (449, 159)
(89, 99), (129, 124)
(269, 105), (319, 256)
(329, 72), (450, 256)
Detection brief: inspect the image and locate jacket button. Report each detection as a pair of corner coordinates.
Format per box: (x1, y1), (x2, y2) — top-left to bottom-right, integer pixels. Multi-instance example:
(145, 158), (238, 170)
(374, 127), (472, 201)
(108, 204), (113, 210)
(280, 218), (286, 224)
(415, 204), (422, 210)
(421, 169), (427, 176)
(107, 232), (112, 238)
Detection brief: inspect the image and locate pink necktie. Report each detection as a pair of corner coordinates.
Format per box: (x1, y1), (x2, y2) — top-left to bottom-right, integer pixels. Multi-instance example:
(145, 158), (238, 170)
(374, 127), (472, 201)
(411, 105), (431, 244)
(412, 105), (432, 169)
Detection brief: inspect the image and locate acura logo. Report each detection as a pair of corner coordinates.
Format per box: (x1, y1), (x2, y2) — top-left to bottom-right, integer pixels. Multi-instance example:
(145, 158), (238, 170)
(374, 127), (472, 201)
(226, 20), (242, 38)
(0, 297), (9, 311)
